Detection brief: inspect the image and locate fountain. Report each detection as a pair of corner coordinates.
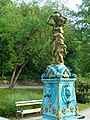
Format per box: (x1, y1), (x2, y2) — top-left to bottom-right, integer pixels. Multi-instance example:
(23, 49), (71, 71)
(41, 11), (87, 120)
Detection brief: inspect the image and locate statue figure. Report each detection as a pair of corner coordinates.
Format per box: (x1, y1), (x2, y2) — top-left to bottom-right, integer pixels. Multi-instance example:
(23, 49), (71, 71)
(47, 11), (67, 64)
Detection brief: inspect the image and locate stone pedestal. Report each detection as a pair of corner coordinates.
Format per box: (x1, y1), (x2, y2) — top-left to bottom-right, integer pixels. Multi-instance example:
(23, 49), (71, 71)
(41, 64), (87, 120)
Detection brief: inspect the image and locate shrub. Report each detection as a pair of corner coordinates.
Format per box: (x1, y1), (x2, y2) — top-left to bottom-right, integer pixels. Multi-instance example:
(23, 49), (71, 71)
(76, 76), (90, 103)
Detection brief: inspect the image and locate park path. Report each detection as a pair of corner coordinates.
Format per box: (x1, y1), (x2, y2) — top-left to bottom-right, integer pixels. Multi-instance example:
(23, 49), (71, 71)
(0, 117), (9, 120)
(79, 107), (90, 119)
(0, 85), (43, 89)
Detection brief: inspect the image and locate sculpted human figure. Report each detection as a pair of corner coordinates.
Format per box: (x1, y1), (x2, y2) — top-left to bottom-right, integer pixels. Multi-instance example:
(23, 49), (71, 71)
(47, 11), (67, 64)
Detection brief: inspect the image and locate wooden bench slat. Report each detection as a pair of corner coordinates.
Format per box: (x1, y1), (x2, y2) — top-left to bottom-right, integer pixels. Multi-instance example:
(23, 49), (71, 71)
(16, 102), (42, 107)
(22, 108), (41, 114)
(15, 100), (42, 104)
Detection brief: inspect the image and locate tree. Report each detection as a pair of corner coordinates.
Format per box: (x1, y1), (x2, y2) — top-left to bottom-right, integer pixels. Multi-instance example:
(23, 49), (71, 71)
(74, 0), (90, 76)
(0, 1), (54, 88)
(0, 0), (23, 80)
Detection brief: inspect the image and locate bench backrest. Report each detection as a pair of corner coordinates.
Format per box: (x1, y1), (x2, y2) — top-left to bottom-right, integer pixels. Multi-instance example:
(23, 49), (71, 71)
(15, 100), (42, 107)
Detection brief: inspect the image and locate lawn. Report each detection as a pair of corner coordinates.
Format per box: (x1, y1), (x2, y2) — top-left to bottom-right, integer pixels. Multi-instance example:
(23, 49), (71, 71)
(0, 89), (90, 118)
(78, 103), (90, 111)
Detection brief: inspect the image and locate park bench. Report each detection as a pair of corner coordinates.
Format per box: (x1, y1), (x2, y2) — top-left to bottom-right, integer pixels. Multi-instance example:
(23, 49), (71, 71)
(15, 99), (42, 120)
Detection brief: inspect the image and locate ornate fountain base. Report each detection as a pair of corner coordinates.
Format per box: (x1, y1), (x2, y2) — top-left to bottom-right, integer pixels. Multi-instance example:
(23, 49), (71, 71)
(41, 116), (87, 120)
(41, 64), (87, 120)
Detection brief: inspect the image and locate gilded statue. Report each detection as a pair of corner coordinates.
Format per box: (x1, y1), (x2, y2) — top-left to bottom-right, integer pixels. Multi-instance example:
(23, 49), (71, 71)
(47, 11), (67, 64)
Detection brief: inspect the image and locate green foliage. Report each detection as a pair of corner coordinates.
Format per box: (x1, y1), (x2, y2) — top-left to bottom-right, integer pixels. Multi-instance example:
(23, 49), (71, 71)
(73, 0), (90, 76)
(76, 76), (90, 103)
(0, 89), (43, 117)
(0, 0), (53, 81)
(0, 0), (12, 9)
(0, 0), (23, 75)
(63, 0), (90, 77)
(64, 26), (82, 74)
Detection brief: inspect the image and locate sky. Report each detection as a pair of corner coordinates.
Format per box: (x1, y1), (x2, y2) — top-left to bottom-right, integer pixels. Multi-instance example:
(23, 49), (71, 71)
(14, 0), (82, 11)
(66, 0), (82, 11)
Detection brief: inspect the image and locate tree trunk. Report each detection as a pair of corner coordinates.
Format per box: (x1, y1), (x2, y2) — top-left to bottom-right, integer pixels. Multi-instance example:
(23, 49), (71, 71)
(12, 61), (29, 88)
(9, 67), (17, 89)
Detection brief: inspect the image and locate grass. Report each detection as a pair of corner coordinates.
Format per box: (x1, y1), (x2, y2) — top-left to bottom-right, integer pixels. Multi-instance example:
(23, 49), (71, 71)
(0, 88), (90, 118)
(78, 103), (90, 111)
(0, 89), (43, 101)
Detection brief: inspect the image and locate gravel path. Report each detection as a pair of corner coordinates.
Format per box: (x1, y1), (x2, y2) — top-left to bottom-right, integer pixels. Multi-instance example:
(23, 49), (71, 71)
(79, 107), (90, 119)
(0, 86), (43, 89)
(0, 117), (9, 120)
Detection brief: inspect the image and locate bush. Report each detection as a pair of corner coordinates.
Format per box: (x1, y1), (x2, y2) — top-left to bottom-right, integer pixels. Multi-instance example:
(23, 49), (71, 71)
(0, 89), (43, 117)
(76, 76), (90, 103)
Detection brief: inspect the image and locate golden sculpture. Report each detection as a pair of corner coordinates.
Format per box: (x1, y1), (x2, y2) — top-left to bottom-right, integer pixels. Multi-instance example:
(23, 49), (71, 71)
(47, 11), (67, 64)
